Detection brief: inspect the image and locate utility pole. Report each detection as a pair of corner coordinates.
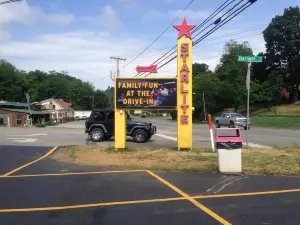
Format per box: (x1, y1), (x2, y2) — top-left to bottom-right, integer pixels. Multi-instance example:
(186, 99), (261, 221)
(202, 92), (206, 121)
(90, 96), (94, 110)
(110, 57), (126, 77)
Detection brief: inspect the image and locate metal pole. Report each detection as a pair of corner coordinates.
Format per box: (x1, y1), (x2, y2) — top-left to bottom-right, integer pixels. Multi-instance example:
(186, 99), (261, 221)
(246, 62), (251, 147)
(202, 92), (206, 121)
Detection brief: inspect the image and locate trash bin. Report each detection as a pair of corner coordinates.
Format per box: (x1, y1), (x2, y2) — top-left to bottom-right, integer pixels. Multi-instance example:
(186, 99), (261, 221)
(215, 128), (243, 174)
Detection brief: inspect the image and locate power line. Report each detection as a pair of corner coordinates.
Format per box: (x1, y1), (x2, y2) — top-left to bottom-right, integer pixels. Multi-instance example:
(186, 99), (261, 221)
(0, 0), (21, 5)
(140, 0), (239, 77)
(125, 0), (195, 67)
(124, 24), (266, 59)
(150, 0), (256, 75)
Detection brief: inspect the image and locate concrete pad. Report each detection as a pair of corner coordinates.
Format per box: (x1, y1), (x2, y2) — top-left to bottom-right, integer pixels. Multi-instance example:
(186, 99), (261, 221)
(0, 200), (220, 225)
(0, 145), (52, 175)
(199, 192), (300, 225)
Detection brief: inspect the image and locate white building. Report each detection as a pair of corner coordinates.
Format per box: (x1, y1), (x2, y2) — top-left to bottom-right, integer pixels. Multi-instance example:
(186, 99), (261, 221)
(74, 110), (92, 119)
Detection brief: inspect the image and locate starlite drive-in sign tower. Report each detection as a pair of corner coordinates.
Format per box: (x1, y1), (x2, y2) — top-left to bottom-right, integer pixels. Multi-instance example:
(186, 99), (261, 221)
(114, 17), (194, 151)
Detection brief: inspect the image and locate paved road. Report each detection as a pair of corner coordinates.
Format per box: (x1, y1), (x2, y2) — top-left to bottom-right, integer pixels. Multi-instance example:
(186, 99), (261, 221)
(1, 145), (300, 225)
(1, 118), (300, 148)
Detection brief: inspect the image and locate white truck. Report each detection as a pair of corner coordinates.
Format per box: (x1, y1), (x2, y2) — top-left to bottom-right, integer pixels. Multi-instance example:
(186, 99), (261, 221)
(214, 112), (250, 130)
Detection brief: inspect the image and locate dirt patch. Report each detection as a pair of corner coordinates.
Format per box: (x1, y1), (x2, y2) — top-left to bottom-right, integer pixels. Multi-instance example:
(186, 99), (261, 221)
(51, 146), (300, 175)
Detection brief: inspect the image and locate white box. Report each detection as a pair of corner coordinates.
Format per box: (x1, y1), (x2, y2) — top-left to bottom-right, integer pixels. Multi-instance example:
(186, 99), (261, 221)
(217, 148), (242, 173)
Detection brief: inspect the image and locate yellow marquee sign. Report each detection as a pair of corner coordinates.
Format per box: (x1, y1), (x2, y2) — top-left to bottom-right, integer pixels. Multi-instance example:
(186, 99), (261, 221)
(114, 17), (194, 151)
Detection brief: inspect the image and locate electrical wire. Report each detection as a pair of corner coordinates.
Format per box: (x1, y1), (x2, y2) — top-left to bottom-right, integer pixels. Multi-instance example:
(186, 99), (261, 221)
(124, 24), (266, 59)
(0, 0), (21, 5)
(150, 0), (255, 74)
(125, 0), (195, 67)
(134, 0), (235, 77)
(140, 0), (241, 77)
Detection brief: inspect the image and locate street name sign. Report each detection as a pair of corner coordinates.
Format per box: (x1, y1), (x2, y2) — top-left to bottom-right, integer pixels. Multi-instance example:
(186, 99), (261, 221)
(238, 56), (263, 63)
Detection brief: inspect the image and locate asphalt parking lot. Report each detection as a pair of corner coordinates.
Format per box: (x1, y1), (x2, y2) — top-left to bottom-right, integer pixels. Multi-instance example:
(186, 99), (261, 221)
(1, 145), (300, 225)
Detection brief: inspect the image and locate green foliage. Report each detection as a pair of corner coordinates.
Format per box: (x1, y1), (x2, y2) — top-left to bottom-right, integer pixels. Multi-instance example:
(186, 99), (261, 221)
(263, 6), (300, 101)
(0, 60), (109, 110)
(192, 63), (210, 77)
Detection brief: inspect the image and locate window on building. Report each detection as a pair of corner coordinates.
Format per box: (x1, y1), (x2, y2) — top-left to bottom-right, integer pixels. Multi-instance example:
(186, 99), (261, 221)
(53, 105), (56, 109)
(16, 113), (22, 126)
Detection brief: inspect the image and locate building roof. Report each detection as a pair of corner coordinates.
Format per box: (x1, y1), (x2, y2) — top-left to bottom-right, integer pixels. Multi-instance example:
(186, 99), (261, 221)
(0, 102), (30, 107)
(0, 108), (51, 115)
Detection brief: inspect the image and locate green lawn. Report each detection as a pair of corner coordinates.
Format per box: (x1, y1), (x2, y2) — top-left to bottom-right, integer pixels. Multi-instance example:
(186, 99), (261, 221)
(251, 116), (300, 129)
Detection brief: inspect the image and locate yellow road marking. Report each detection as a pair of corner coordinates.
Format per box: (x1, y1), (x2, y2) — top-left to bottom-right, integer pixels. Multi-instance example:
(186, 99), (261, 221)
(3, 146), (58, 177)
(1, 188), (300, 213)
(146, 170), (231, 225)
(194, 188), (300, 199)
(1, 170), (146, 178)
(0, 196), (186, 213)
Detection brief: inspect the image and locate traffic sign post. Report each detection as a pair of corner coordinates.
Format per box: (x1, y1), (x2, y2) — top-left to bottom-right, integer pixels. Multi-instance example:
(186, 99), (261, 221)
(238, 55), (263, 147)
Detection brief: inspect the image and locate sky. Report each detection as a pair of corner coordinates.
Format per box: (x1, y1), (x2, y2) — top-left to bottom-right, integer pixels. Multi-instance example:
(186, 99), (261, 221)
(0, 0), (299, 90)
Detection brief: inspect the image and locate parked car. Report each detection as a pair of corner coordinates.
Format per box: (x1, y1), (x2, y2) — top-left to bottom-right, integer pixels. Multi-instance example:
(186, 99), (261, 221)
(85, 108), (156, 143)
(214, 112), (250, 130)
(81, 116), (87, 120)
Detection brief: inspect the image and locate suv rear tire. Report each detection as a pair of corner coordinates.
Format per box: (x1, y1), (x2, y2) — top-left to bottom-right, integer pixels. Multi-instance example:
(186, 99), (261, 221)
(90, 128), (104, 142)
(132, 129), (148, 143)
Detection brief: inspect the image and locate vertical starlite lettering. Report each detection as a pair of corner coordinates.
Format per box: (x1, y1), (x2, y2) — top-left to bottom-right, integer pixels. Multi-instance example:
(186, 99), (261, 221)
(180, 43), (189, 124)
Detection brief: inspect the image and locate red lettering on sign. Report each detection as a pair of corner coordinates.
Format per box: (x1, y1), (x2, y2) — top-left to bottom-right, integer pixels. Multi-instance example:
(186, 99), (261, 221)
(180, 63), (189, 73)
(179, 43), (190, 124)
(180, 74), (189, 82)
(181, 104), (189, 114)
(180, 114), (188, 124)
(180, 83), (188, 93)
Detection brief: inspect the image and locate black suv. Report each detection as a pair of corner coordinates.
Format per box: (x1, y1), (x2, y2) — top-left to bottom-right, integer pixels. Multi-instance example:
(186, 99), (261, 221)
(85, 108), (156, 143)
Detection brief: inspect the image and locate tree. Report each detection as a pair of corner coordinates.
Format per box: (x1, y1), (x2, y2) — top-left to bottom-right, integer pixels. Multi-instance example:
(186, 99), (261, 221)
(193, 72), (221, 118)
(263, 6), (300, 101)
(0, 60), (28, 102)
(192, 63), (210, 76)
(93, 90), (109, 108)
(214, 40), (253, 110)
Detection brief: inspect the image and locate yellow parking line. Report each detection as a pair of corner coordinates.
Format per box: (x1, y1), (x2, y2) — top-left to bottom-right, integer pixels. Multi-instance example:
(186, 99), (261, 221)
(1, 188), (300, 213)
(3, 146), (58, 177)
(193, 188), (300, 199)
(0, 196), (185, 213)
(146, 170), (231, 225)
(1, 170), (146, 178)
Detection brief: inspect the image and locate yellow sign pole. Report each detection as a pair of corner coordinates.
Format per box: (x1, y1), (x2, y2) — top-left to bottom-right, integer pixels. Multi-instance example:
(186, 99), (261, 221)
(114, 78), (126, 150)
(177, 37), (193, 150)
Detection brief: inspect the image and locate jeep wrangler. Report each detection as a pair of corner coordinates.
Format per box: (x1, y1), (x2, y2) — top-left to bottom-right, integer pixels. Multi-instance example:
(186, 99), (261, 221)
(85, 108), (156, 143)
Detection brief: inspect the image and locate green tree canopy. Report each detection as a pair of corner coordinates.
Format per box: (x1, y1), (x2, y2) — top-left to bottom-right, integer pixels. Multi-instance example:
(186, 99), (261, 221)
(263, 6), (300, 101)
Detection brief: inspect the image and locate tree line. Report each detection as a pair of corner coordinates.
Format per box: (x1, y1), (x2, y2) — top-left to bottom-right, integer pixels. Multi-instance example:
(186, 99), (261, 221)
(0, 61), (112, 110)
(192, 6), (300, 119)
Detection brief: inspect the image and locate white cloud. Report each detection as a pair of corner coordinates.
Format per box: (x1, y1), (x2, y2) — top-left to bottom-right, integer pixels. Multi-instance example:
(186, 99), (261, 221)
(99, 5), (121, 31)
(0, 0), (74, 41)
(45, 13), (74, 26)
(0, 31), (155, 90)
(168, 9), (211, 20)
(141, 9), (164, 24)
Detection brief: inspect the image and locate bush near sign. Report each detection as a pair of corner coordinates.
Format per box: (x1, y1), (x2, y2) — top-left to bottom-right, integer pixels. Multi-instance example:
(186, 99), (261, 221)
(116, 78), (177, 109)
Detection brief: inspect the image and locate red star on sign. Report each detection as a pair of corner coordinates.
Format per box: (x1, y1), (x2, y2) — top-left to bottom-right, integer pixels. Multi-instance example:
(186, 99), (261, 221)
(173, 17), (196, 40)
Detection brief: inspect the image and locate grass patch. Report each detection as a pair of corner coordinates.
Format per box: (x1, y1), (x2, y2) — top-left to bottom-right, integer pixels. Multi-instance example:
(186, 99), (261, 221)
(251, 116), (300, 129)
(252, 104), (300, 116)
(52, 146), (300, 176)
